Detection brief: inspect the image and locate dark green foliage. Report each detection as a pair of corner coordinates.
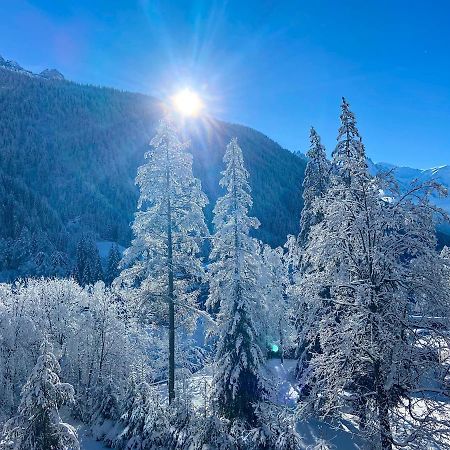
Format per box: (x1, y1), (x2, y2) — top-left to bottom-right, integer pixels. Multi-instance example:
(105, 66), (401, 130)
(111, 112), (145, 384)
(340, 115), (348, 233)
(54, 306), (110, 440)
(0, 68), (305, 277)
(105, 243), (121, 286)
(73, 234), (103, 286)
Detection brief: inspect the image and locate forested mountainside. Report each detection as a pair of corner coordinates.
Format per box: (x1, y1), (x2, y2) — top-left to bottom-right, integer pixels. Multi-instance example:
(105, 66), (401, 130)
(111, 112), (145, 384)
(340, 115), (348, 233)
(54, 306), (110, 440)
(0, 66), (305, 277)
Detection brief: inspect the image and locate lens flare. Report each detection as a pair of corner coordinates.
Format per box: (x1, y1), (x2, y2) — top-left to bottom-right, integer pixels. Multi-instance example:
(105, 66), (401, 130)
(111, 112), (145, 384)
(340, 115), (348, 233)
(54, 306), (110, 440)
(171, 88), (204, 117)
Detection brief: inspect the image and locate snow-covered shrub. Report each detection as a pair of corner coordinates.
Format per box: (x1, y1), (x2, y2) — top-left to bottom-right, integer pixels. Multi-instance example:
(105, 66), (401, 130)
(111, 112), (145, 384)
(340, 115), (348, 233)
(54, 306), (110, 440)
(0, 278), (150, 423)
(142, 396), (170, 450)
(0, 342), (79, 450)
(190, 414), (235, 450)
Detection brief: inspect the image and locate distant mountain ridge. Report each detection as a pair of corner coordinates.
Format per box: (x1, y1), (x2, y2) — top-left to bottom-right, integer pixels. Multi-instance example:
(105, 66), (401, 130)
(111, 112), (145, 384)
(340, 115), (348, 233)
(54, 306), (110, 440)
(0, 54), (64, 80)
(367, 159), (450, 214)
(366, 159), (450, 245)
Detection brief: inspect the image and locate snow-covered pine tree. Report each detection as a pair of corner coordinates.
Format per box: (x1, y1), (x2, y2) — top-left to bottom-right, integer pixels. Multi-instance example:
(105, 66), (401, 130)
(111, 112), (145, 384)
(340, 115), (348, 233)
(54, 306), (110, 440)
(90, 378), (119, 428)
(120, 117), (208, 403)
(299, 127), (330, 246)
(0, 341), (79, 450)
(207, 137), (267, 425)
(297, 100), (450, 449)
(290, 127), (331, 382)
(105, 243), (121, 286)
(190, 414), (235, 450)
(331, 97), (367, 185)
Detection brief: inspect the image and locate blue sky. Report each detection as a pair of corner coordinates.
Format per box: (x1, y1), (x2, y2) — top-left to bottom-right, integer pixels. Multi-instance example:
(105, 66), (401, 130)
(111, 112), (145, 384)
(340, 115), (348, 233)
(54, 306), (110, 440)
(1, 0), (449, 168)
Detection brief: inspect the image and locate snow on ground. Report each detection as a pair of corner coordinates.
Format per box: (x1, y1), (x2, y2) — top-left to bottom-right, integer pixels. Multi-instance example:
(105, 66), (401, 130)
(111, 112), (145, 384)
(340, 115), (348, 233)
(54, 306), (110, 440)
(62, 409), (108, 450)
(77, 424), (109, 450)
(79, 358), (450, 449)
(184, 358), (365, 449)
(266, 359), (365, 449)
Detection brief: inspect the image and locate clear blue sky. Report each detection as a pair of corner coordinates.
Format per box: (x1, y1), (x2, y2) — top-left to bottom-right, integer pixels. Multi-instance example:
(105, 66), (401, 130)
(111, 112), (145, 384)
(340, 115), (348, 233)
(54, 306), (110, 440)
(1, 0), (449, 168)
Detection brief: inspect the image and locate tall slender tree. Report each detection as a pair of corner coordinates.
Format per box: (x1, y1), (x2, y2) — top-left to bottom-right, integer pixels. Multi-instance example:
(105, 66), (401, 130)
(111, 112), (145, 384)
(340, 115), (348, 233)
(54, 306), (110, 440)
(288, 127), (330, 382)
(299, 127), (331, 246)
(120, 117), (208, 403)
(207, 138), (267, 425)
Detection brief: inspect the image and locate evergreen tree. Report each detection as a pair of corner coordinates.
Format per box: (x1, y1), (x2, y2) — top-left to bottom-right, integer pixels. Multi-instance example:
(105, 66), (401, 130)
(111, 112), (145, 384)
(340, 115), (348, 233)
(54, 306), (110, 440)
(114, 381), (153, 449)
(50, 250), (71, 277)
(120, 117), (208, 403)
(207, 137), (267, 425)
(73, 234), (103, 286)
(105, 244), (121, 286)
(331, 97), (367, 185)
(297, 101), (450, 449)
(191, 415), (235, 450)
(290, 128), (331, 384)
(299, 127), (331, 245)
(0, 342), (79, 450)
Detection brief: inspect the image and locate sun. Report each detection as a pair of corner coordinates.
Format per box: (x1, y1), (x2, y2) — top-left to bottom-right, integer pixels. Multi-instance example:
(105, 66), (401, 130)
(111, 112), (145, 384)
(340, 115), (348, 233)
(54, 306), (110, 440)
(171, 88), (204, 117)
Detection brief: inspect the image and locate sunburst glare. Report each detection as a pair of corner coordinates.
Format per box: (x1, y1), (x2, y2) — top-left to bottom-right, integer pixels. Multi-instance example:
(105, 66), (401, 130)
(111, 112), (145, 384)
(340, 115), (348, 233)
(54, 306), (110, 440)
(171, 88), (204, 117)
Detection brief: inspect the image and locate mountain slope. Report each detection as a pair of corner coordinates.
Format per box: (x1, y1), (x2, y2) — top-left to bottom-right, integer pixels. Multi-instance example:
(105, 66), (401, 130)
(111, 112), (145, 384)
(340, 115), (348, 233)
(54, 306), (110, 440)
(0, 65), (305, 276)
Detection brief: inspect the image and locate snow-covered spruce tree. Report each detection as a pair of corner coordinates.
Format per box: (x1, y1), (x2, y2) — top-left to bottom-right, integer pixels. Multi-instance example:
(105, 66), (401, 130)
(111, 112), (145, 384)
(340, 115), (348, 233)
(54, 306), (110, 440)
(105, 244), (121, 286)
(299, 127), (330, 246)
(120, 117), (208, 403)
(297, 100), (450, 449)
(331, 97), (366, 185)
(244, 403), (304, 450)
(288, 127), (331, 382)
(0, 342), (79, 450)
(207, 137), (268, 425)
(113, 381), (154, 449)
(89, 378), (119, 440)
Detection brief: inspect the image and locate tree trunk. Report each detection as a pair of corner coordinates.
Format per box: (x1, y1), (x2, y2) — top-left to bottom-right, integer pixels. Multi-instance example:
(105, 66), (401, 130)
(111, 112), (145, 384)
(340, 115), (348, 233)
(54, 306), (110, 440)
(279, 322), (284, 364)
(377, 386), (393, 450)
(167, 156), (175, 404)
(374, 360), (393, 450)
(168, 251), (175, 403)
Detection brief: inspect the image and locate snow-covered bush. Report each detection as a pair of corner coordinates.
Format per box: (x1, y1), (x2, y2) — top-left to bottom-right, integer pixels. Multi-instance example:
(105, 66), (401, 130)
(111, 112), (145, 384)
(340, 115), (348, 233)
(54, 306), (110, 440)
(0, 278), (150, 424)
(190, 414), (235, 450)
(0, 342), (79, 450)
